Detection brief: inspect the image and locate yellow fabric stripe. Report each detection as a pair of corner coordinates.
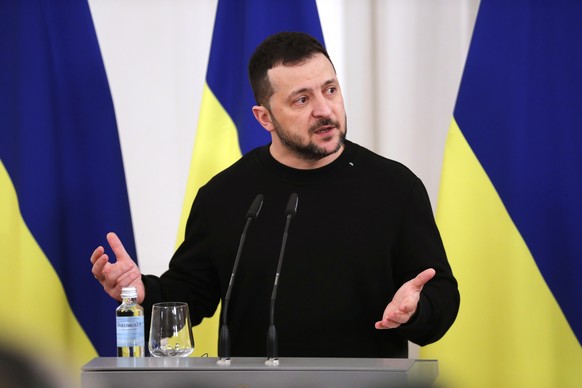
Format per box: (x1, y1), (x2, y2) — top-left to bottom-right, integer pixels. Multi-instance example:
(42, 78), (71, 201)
(0, 160), (97, 383)
(177, 83), (242, 356)
(420, 119), (582, 387)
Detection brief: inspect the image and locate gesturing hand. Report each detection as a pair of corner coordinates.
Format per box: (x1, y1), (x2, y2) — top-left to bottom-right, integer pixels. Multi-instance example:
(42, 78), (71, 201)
(90, 232), (145, 303)
(375, 268), (436, 330)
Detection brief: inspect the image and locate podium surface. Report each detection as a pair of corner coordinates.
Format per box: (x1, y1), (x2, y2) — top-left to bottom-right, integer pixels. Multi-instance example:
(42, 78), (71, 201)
(81, 357), (438, 387)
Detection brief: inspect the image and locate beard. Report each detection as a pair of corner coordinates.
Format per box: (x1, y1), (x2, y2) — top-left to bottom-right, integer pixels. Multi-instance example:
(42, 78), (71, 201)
(271, 115), (347, 161)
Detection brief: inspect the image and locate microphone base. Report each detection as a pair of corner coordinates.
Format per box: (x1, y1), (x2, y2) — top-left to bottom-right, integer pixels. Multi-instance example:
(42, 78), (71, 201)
(216, 357), (231, 366)
(264, 358), (279, 366)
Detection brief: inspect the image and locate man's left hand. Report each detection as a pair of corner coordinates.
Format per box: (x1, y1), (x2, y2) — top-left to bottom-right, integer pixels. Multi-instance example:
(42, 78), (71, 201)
(375, 268), (436, 329)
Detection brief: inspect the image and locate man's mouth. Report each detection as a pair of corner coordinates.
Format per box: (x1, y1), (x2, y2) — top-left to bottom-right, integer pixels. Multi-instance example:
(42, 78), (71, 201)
(314, 125), (335, 135)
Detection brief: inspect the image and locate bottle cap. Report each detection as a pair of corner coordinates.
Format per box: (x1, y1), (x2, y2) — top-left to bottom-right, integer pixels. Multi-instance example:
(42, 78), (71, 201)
(121, 286), (138, 299)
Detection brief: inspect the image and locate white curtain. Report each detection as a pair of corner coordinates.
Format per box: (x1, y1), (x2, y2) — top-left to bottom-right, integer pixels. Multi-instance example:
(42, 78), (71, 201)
(89, 0), (479, 280)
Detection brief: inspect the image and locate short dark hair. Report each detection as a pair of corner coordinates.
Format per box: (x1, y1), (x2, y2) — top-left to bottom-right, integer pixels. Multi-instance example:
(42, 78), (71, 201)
(248, 32), (333, 107)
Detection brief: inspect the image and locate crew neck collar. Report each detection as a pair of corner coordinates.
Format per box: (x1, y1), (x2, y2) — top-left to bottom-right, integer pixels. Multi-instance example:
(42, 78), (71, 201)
(257, 140), (357, 184)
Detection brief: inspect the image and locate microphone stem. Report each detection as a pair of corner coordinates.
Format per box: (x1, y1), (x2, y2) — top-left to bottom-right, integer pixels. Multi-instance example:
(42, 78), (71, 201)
(217, 194), (263, 364)
(270, 214), (291, 321)
(267, 214), (292, 360)
(219, 216), (252, 361)
(223, 216), (252, 324)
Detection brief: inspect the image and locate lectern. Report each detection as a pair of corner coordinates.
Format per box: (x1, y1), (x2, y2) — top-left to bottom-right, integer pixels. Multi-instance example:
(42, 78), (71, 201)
(81, 357), (438, 387)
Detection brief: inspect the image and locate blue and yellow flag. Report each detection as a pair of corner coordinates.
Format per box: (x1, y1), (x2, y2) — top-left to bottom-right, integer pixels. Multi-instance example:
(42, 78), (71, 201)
(179, 0), (324, 356)
(421, 0), (582, 387)
(0, 0), (137, 378)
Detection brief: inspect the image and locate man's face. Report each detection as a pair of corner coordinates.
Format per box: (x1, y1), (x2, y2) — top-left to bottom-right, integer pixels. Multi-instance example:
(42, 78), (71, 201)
(253, 53), (347, 168)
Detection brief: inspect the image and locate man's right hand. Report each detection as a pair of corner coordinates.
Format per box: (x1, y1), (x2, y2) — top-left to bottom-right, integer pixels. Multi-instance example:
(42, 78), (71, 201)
(90, 232), (145, 303)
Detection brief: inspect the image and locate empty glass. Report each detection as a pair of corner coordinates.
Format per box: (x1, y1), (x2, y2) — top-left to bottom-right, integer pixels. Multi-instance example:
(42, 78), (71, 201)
(148, 302), (194, 357)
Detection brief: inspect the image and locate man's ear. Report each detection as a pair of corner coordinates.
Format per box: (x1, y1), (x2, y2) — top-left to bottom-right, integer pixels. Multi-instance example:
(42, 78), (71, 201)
(252, 105), (274, 132)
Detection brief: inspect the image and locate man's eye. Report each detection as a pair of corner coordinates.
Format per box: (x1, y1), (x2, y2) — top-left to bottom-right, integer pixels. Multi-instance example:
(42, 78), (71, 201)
(295, 97), (308, 104)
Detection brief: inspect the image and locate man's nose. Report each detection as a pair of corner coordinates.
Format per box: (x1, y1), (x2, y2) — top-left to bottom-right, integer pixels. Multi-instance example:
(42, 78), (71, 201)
(311, 94), (333, 118)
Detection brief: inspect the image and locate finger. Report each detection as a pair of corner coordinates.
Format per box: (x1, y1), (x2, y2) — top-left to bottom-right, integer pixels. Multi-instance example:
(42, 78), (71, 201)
(387, 306), (414, 323)
(396, 301), (416, 315)
(91, 250), (109, 278)
(375, 318), (400, 330)
(380, 296), (416, 325)
(91, 253), (109, 279)
(102, 258), (135, 284)
(90, 246), (105, 265)
(410, 268), (436, 289)
(106, 232), (131, 262)
(375, 305), (406, 330)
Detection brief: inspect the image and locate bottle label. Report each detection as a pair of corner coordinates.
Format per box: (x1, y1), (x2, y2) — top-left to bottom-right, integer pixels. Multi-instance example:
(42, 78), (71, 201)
(116, 316), (145, 347)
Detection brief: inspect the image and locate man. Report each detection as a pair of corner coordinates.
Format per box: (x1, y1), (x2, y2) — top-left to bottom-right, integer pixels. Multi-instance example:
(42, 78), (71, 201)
(91, 32), (459, 358)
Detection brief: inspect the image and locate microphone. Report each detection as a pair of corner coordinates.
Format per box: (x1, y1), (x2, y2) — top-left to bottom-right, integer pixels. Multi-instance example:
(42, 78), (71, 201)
(217, 194), (264, 365)
(266, 193), (298, 366)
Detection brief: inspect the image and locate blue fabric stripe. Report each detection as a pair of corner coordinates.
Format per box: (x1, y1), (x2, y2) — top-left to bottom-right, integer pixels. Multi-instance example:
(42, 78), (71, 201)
(0, 0), (137, 356)
(454, 0), (582, 343)
(206, 0), (325, 154)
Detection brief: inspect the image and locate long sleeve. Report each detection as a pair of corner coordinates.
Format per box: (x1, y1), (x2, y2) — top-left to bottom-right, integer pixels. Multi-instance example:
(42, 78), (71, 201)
(394, 178), (460, 345)
(141, 188), (222, 334)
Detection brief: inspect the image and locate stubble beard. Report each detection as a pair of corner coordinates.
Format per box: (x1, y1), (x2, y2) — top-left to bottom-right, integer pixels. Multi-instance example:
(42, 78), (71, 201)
(272, 116), (348, 161)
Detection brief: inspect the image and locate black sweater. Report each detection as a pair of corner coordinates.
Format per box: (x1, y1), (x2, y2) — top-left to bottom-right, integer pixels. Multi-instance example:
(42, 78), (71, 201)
(143, 140), (459, 358)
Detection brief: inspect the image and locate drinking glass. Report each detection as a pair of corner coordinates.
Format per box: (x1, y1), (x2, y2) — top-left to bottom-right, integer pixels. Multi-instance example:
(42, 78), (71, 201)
(148, 302), (195, 357)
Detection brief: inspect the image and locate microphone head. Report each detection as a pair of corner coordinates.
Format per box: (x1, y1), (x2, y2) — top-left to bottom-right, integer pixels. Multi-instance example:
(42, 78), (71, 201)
(246, 194), (264, 219)
(285, 193), (298, 217)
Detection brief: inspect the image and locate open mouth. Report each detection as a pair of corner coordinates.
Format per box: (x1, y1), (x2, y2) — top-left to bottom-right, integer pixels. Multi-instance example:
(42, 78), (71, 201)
(314, 125), (335, 135)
